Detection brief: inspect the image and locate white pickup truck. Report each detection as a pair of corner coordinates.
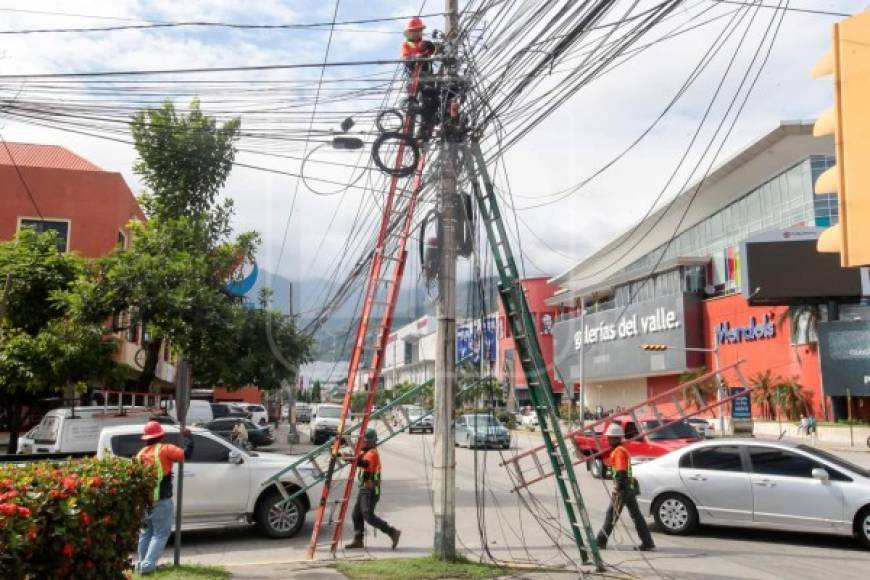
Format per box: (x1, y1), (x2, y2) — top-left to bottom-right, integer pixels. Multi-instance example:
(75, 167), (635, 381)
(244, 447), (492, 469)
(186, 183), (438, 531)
(97, 425), (321, 538)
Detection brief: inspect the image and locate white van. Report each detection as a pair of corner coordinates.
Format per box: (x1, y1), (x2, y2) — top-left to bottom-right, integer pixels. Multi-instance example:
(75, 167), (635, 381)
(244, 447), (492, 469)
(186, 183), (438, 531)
(160, 400), (213, 425)
(28, 406), (171, 454)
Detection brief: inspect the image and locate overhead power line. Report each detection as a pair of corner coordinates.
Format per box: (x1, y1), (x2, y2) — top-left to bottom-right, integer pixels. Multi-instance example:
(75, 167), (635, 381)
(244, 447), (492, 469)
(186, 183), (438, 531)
(711, 0), (851, 16)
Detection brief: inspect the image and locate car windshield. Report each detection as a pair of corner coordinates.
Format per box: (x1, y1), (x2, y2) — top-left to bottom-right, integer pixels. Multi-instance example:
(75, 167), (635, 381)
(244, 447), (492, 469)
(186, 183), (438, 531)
(318, 406), (341, 418)
(466, 415), (499, 427)
(798, 445), (870, 477)
(644, 420), (699, 440)
(34, 416), (60, 443)
(407, 406), (424, 416)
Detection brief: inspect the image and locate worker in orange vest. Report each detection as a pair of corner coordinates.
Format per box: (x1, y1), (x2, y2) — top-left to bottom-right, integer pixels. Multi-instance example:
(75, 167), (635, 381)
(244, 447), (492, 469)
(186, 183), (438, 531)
(135, 421), (194, 575)
(596, 423), (655, 551)
(344, 428), (401, 550)
(400, 17), (440, 141)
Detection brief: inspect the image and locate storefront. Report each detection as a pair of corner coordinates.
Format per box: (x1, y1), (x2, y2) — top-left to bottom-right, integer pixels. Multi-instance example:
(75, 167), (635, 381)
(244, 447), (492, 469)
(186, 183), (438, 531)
(817, 319), (870, 422)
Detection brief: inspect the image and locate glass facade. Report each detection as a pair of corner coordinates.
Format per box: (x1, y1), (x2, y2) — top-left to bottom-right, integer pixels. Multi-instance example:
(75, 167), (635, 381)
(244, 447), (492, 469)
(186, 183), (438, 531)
(609, 155), (838, 308)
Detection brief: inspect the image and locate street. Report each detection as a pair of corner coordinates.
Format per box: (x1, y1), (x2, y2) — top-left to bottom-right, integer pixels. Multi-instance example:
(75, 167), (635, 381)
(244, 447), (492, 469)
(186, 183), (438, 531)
(168, 425), (870, 579)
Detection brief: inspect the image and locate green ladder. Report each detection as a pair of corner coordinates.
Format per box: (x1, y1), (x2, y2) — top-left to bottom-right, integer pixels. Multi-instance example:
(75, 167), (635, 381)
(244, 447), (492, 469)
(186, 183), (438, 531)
(466, 141), (604, 571)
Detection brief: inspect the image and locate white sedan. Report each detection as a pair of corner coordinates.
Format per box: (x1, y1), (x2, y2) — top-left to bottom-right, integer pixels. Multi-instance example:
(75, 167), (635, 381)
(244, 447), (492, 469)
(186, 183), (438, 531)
(633, 439), (870, 548)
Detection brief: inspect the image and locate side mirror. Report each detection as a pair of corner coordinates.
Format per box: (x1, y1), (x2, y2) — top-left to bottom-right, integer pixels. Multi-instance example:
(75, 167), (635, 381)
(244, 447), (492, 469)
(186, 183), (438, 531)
(811, 467), (829, 481)
(228, 451), (244, 465)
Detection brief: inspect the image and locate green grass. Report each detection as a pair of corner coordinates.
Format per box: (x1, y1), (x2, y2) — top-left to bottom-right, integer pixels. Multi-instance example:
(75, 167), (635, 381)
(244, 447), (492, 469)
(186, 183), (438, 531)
(336, 555), (553, 580)
(131, 564), (230, 579)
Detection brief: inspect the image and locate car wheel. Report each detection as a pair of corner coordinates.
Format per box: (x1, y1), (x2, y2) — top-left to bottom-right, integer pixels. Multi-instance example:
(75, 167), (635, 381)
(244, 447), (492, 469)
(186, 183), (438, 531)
(256, 490), (305, 539)
(653, 493), (698, 535)
(855, 506), (870, 549)
(589, 458), (606, 479)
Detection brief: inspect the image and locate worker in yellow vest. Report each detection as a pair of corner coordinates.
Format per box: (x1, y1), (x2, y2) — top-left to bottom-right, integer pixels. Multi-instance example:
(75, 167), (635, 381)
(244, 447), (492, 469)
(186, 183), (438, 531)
(596, 423), (655, 551)
(135, 421), (194, 575)
(344, 428), (401, 550)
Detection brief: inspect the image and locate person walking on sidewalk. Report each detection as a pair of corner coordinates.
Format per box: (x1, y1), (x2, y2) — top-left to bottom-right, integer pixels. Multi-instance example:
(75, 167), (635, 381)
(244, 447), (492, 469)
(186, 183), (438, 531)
(135, 421), (194, 575)
(344, 428), (401, 550)
(596, 423), (655, 552)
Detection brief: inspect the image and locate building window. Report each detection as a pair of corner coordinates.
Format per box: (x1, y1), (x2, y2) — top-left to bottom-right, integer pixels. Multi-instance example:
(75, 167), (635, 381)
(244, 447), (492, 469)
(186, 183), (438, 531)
(404, 341), (413, 365)
(18, 218), (70, 252)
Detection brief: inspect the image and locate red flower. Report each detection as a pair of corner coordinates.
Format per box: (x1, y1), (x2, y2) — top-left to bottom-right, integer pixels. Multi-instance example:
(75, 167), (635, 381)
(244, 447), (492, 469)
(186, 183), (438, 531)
(61, 476), (78, 491)
(61, 543), (74, 557)
(102, 515), (113, 524)
(84, 560), (95, 569)
(16, 506), (31, 517)
(26, 528), (37, 541)
(0, 503), (16, 516)
(0, 490), (17, 501)
(90, 476), (103, 487)
(80, 512), (92, 526)
(0, 478), (12, 488)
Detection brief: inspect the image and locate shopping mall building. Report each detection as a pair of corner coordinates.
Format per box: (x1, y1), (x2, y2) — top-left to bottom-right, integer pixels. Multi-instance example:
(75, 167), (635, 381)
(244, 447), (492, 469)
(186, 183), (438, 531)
(549, 121), (870, 423)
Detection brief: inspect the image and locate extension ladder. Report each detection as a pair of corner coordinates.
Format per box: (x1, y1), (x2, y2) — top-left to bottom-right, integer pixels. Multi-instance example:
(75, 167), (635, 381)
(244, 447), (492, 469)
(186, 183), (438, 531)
(465, 140), (604, 571)
(306, 92), (429, 558)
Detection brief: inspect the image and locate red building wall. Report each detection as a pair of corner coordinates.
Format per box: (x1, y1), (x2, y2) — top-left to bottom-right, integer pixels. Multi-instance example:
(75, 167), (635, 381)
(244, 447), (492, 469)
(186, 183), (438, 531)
(213, 386), (262, 404)
(497, 277), (565, 394)
(0, 164), (144, 256)
(701, 294), (824, 418)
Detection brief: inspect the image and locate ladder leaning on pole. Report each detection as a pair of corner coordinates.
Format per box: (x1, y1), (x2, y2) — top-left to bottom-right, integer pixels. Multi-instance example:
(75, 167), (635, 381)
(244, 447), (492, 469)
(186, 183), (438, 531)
(306, 127), (429, 559)
(464, 140), (604, 572)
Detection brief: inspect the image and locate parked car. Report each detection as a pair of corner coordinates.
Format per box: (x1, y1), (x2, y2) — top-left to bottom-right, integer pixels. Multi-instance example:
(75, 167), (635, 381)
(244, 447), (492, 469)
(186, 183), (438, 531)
(97, 425), (320, 538)
(15, 426), (38, 454)
(25, 406), (175, 455)
(239, 404), (269, 425)
(686, 418), (714, 439)
(211, 402), (249, 420)
(206, 417), (274, 448)
(295, 403), (312, 424)
(633, 439), (870, 548)
(161, 399), (214, 425)
(406, 406), (434, 434)
(455, 414), (510, 449)
(519, 412), (539, 429)
(311, 404), (342, 445)
(574, 415), (701, 479)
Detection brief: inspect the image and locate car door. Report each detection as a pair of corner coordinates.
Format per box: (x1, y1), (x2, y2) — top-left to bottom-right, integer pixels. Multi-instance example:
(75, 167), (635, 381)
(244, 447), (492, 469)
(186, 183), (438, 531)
(678, 445), (753, 522)
(455, 416), (467, 445)
(183, 434), (251, 519)
(746, 446), (846, 530)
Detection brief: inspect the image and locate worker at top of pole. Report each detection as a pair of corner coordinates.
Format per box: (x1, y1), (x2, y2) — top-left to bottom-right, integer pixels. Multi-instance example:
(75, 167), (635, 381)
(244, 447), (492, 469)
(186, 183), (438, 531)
(344, 428), (401, 550)
(596, 423), (655, 552)
(400, 17), (441, 141)
(135, 421), (194, 575)
(401, 17), (436, 71)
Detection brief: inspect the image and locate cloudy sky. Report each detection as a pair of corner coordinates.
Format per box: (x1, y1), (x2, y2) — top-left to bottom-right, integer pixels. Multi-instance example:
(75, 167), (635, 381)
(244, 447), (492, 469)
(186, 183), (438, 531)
(1, 0), (866, 298)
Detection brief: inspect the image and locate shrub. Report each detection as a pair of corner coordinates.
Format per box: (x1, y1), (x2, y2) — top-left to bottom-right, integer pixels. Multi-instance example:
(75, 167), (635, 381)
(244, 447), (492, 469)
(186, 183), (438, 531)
(0, 456), (155, 579)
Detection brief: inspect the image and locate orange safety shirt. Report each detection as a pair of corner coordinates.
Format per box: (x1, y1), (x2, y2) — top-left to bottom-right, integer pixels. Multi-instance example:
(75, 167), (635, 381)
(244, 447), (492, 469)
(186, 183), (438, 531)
(401, 40), (433, 59)
(357, 448), (382, 494)
(610, 445), (631, 473)
(137, 442), (186, 475)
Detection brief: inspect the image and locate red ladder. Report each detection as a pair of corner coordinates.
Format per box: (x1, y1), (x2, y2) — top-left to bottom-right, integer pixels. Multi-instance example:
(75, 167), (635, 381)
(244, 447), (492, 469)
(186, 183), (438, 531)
(306, 70), (427, 559)
(501, 360), (755, 491)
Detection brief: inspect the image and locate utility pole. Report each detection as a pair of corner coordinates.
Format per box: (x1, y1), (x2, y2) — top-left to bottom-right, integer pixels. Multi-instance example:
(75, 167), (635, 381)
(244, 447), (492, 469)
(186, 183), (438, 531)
(433, 0), (459, 561)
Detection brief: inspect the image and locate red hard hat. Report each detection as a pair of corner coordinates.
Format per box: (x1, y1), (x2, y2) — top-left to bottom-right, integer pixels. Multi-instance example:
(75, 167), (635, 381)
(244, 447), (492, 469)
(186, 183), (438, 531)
(142, 420), (165, 441)
(406, 17), (425, 31)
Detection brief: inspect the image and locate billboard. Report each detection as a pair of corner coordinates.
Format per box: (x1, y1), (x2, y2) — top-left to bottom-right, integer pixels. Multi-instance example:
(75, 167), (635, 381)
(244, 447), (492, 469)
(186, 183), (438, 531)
(456, 317), (497, 364)
(817, 320), (870, 396)
(740, 228), (867, 305)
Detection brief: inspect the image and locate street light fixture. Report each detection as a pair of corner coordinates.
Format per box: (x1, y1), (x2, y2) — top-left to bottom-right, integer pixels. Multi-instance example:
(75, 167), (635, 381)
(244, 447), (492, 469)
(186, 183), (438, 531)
(639, 342), (725, 435)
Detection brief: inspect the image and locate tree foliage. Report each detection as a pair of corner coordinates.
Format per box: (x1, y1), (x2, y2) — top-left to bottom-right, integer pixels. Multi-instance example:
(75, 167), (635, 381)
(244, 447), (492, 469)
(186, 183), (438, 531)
(0, 230), (119, 452)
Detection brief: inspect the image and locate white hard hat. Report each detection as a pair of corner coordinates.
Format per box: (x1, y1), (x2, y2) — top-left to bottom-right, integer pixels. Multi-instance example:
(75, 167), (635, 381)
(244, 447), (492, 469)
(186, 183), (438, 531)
(604, 423), (624, 438)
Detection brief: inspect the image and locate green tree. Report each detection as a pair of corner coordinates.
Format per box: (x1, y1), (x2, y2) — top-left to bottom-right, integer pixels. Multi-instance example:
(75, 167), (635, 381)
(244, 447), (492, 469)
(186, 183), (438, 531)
(311, 381), (322, 403)
(0, 230), (119, 452)
(679, 366), (719, 411)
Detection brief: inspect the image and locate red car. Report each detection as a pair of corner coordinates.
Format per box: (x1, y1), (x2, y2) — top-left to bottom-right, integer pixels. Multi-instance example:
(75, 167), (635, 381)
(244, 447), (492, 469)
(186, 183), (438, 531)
(573, 414), (701, 479)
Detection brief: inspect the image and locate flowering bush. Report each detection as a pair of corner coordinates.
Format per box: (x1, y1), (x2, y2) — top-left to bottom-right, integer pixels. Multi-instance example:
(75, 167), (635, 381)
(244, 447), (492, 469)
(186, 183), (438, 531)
(0, 456), (154, 579)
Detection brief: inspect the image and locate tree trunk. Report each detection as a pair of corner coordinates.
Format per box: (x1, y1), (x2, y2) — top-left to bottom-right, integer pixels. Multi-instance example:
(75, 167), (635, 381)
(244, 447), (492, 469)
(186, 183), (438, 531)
(6, 398), (20, 454)
(135, 338), (164, 392)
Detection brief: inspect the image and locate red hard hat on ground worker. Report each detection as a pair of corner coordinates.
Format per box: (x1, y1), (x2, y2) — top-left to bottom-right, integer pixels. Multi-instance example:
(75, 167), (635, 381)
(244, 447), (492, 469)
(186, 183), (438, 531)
(406, 17), (425, 31)
(141, 420), (165, 441)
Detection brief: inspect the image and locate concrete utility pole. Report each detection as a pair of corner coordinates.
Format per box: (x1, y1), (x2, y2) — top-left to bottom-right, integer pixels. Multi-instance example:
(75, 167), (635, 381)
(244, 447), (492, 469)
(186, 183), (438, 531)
(432, 0), (459, 561)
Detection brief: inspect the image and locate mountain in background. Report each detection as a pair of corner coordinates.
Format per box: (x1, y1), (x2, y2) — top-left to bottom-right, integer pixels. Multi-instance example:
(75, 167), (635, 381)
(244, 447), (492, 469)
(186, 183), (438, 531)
(254, 269), (498, 361)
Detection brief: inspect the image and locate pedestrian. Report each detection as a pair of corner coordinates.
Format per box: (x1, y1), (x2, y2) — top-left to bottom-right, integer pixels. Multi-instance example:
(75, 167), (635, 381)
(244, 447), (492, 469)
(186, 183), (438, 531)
(135, 421), (194, 575)
(596, 405), (604, 419)
(808, 414), (817, 437)
(799, 414), (808, 436)
(596, 423), (655, 552)
(232, 421), (249, 449)
(344, 428), (401, 550)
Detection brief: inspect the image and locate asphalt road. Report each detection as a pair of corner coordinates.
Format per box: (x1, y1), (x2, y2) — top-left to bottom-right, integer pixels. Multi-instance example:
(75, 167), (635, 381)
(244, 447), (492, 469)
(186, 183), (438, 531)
(168, 424), (870, 579)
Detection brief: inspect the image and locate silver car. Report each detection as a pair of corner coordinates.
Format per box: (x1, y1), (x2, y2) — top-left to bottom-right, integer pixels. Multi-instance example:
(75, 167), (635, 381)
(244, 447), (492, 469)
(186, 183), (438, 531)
(455, 414), (510, 449)
(633, 439), (870, 548)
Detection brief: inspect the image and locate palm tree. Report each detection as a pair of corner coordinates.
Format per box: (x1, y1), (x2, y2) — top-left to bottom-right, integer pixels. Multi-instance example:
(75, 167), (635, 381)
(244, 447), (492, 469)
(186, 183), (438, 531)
(751, 370), (779, 420)
(680, 367), (719, 411)
(775, 378), (811, 421)
(777, 305), (820, 346)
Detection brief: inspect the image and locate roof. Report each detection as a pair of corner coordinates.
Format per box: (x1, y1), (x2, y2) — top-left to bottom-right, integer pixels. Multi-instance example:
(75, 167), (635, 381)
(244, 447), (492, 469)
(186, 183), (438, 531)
(548, 121), (834, 301)
(0, 142), (103, 172)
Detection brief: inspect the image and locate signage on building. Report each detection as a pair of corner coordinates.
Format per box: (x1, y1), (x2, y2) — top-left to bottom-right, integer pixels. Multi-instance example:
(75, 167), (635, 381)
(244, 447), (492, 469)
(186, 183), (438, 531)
(730, 387), (752, 419)
(457, 317), (497, 364)
(714, 314), (775, 345)
(552, 294), (703, 382)
(816, 320), (870, 396)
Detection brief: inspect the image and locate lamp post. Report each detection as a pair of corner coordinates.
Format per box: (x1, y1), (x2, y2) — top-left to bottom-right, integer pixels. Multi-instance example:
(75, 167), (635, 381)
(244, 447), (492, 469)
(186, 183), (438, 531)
(640, 342), (724, 435)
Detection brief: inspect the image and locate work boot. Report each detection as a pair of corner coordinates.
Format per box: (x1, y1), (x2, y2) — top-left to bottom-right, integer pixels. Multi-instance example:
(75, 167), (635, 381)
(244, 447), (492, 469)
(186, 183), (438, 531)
(634, 543), (656, 552)
(345, 534), (364, 550)
(388, 528), (401, 550)
(595, 534), (607, 550)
